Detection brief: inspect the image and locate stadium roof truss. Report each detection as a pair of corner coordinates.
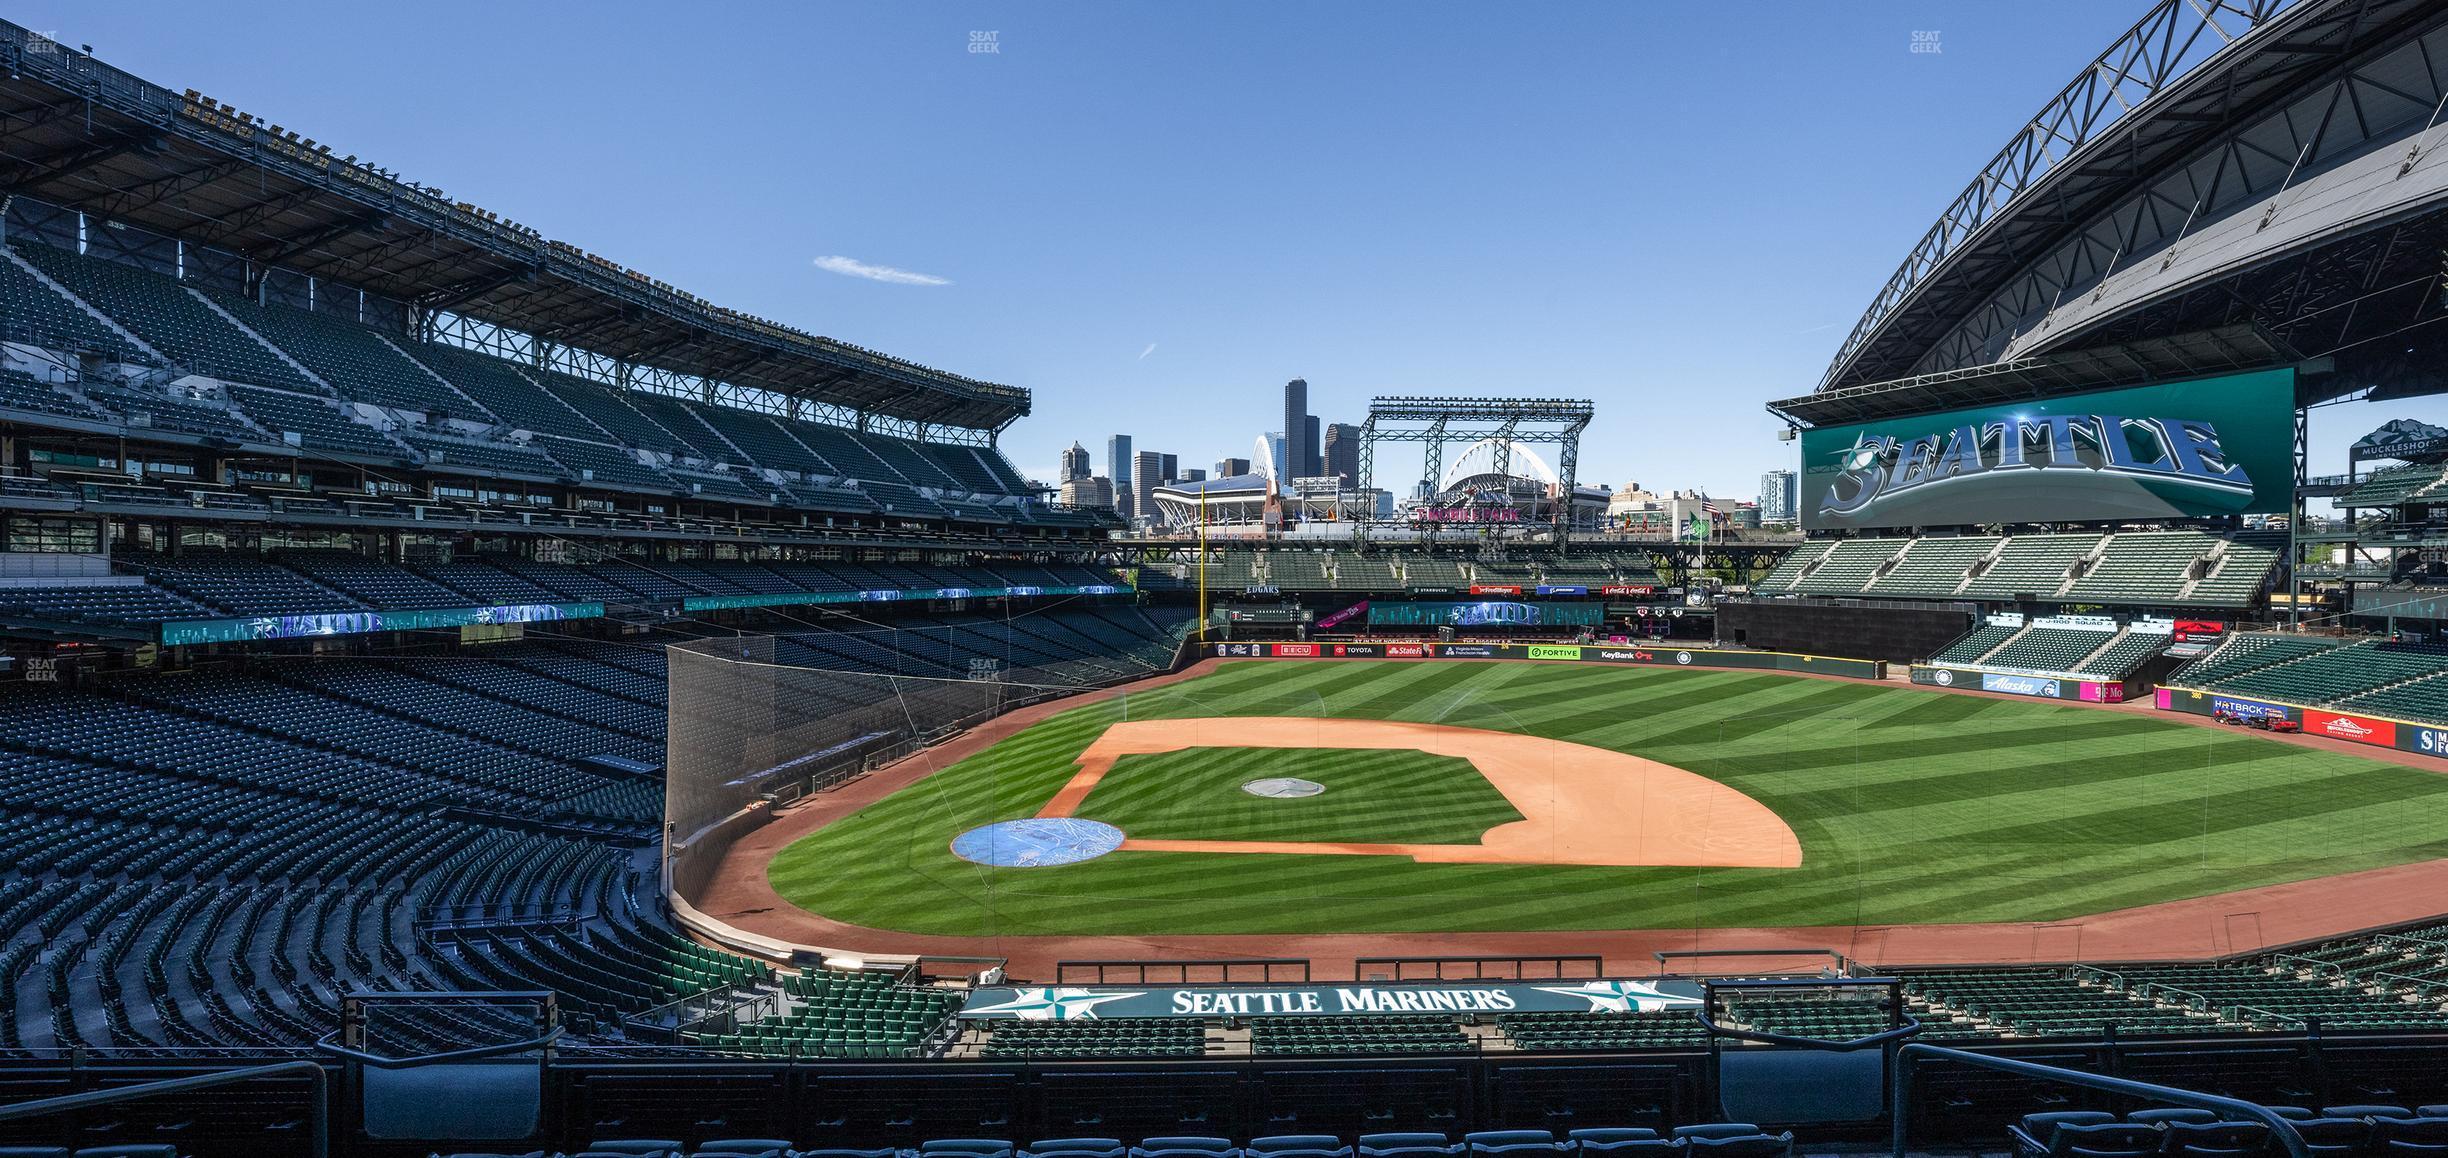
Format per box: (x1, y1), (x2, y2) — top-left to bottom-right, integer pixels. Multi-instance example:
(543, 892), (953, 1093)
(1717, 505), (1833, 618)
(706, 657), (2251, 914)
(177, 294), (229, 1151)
(0, 21), (1027, 438)
(1820, 0), (2448, 397)
(1354, 396), (1593, 537)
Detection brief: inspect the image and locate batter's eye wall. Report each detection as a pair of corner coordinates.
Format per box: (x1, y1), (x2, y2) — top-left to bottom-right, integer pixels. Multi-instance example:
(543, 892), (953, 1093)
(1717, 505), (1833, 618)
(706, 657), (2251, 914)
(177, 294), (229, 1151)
(1715, 598), (1976, 663)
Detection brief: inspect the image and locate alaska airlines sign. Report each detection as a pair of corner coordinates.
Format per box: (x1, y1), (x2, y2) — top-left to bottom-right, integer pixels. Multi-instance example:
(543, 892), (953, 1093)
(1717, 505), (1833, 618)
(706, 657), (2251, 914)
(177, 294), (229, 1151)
(960, 979), (1701, 1021)
(1799, 369), (2293, 531)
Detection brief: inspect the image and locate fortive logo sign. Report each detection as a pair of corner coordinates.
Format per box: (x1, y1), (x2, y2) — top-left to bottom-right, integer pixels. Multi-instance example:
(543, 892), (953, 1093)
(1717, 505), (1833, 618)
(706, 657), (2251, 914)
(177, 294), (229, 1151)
(2307, 710), (2394, 747)
(1271, 643), (1317, 657)
(1526, 645), (1582, 661)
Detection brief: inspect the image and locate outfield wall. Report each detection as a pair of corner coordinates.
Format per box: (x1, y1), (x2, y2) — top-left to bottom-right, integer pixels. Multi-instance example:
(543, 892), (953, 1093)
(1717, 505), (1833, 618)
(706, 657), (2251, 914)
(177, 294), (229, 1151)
(1206, 640), (1885, 680)
(2157, 684), (2448, 759)
(1910, 664), (2133, 702)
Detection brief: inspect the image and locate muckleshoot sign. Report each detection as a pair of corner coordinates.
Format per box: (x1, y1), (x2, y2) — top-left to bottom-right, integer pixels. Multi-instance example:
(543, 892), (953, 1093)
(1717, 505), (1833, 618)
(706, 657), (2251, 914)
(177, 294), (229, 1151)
(1799, 368), (2295, 530)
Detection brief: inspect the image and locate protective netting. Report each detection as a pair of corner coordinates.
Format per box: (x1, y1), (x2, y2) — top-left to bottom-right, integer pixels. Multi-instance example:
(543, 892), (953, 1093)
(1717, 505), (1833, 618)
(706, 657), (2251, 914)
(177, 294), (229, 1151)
(663, 635), (1116, 900)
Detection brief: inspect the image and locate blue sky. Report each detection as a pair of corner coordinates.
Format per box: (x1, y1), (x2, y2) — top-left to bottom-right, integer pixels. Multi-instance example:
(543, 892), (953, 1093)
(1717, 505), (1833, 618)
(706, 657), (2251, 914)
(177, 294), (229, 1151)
(21, 1), (2432, 502)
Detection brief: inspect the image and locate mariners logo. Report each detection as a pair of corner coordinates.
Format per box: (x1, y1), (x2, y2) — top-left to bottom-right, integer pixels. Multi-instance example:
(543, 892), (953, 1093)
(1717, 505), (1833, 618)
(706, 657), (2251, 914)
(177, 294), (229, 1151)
(1675, 651), (1693, 665)
(962, 987), (1145, 1021)
(1933, 669), (1954, 686)
(1528, 980), (1699, 1014)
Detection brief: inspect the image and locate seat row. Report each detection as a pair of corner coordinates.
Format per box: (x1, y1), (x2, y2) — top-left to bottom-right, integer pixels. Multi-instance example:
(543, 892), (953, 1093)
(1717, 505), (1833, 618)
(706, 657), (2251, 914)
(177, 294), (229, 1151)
(2013, 1106), (2448, 1158)
(460, 1128), (1792, 1158)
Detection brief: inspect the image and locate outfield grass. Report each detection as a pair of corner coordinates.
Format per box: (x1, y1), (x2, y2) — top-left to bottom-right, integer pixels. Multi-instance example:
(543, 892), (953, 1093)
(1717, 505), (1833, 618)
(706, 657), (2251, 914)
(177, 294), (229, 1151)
(1074, 746), (1523, 844)
(765, 660), (2448, 936)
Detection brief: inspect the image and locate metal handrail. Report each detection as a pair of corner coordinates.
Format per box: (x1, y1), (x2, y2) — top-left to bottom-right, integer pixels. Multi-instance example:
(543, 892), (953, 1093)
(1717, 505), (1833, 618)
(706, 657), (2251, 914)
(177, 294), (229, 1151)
(312, 1024), (563, 1068)
(1694, 1010), (1925, 1053)
(1891, 1042), (2310, 1158)
(0, 1059), (327, 1158)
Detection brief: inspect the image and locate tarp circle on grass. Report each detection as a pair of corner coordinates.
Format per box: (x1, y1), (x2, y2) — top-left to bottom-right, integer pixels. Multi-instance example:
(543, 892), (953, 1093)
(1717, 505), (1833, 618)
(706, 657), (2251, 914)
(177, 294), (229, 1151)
(951, 818), (1127, 867)
(1242, 777), (1326, 798)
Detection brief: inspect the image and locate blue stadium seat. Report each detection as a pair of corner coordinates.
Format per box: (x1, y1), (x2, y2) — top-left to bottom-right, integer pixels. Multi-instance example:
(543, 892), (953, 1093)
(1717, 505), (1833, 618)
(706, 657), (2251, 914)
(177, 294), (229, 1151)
(1130, 1138), (1238, 1158)
(1248, 1137), (1353, 1158)
(2154, 1121), (2266, 1158)
(1358, 1135), (1459, 1158)
(1561, 1130), (1669, 1157)
(2374, 1119), (2448, 1155)
(1666, 1128), (1757, 1142)
(2126, 1110), (2218, 1127)
(1025, 1139), (1126, 1158)
(2289, 1120), (2373, 1157)
(2010, 1123), (2160, 1158)
(696, 1141), (798, 1158)
(587, 1142), (686, 1158)
(920, 1142), (1016, 1158)
(1463, 1132), (1562, 1157)
(2324, 1106), (2416, 1121)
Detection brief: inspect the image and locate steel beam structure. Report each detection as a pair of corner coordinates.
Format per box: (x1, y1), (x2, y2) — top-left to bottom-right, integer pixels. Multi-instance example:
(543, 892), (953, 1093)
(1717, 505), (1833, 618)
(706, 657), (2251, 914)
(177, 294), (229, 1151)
(1354, 396), (1593, 544)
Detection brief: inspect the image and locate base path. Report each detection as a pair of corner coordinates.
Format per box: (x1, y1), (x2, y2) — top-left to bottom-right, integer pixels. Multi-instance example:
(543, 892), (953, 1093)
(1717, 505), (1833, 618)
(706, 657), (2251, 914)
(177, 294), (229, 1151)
(1039, 716), (1799, 868)
(689, 655), (2448, 980)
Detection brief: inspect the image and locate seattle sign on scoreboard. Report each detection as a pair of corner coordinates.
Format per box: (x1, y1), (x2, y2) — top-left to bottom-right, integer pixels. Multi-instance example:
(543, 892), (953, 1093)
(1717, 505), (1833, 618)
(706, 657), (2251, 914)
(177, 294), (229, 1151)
(1799, 368), (2295, 531)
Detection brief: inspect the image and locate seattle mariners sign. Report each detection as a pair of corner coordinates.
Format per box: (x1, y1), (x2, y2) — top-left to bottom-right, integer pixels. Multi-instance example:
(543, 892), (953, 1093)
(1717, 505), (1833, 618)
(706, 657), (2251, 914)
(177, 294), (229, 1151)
(1799, 369), (2294, 531)
(960, 979), (1702, 1021)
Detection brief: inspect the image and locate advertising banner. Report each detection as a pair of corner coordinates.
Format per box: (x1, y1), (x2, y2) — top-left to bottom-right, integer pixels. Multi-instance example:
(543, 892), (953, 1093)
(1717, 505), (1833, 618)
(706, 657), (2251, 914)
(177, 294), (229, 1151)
(1534, 585), (1589, 596)
(161, 601), (603, 647)
(1600, 585), (1655, 596)
(963, 978), (1701, 1021)
(683, 584), (1119, 612)
(1315, 601), (1369, 630)
(1799, 368), (2296, 530)
(2305, 709), (2397, 747)
(2211, 695), (2295, 723)
(1206, 642), (1883, 680)
(2408, 725), (2448, 759)
(1980, 672), (2064, 698)
(1468, 585), (1523, 596)
(1369, 601), (1603, 628)
(2173, 620), (2226, 642)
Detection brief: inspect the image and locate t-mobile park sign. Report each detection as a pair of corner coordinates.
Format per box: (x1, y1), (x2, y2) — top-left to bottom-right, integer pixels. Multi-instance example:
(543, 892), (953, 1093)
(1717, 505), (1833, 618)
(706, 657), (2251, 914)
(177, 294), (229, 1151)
(959, 978), (1701, 1021)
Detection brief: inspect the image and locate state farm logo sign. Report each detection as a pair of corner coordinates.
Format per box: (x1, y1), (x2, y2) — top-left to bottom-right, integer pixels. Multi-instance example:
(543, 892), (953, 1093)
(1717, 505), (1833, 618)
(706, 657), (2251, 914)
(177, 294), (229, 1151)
(2306, 709), (2394, 747)
(1385, 644), (1425, 658)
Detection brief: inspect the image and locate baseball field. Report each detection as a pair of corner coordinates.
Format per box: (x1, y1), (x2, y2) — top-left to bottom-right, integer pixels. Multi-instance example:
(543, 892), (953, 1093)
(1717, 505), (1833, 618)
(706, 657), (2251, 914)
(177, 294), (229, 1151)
(764, 659), (2448, 938)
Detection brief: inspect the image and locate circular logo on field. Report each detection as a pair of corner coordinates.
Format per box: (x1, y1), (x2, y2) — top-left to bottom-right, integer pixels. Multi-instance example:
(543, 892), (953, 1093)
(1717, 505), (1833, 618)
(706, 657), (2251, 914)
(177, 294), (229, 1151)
(1934, 669), (1955, 686)
(1675, 651), (1693, 665)
(1242, 777), (1325, 799)
(950, 818), (1126, 868)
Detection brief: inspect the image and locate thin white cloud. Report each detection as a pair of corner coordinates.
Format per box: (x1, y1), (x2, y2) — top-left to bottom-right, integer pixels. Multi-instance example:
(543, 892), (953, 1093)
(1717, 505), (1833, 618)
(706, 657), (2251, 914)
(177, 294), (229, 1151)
(1138, 343), (1158, 360)
(811, 255), (951, 286)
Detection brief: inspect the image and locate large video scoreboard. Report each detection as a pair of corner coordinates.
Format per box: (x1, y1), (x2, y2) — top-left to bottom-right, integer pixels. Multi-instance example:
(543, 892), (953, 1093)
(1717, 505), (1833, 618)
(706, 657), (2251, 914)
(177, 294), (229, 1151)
(1799, 368), (2295, 531)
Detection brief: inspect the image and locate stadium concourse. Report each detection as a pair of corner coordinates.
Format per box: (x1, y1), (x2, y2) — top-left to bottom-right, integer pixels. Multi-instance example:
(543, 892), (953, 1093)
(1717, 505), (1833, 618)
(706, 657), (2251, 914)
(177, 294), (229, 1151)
(24, 5), (2448, 1158)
